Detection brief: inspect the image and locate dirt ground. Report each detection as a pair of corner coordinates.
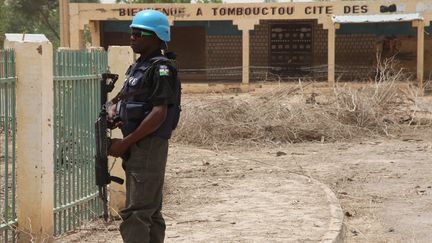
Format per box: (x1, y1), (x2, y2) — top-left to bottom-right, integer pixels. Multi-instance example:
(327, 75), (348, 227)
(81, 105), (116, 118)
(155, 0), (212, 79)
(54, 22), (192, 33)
(56, 91), (432, 243)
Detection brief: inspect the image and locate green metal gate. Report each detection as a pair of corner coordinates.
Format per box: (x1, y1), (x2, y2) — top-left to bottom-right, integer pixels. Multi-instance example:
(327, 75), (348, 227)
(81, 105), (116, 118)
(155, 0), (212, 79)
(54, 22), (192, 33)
(0, 49), (17, 242)
(53, 49), (108, 236)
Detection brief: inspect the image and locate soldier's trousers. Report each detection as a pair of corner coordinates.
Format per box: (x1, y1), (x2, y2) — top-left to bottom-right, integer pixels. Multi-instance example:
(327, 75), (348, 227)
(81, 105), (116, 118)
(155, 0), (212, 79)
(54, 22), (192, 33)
(120, 136), (169, 243)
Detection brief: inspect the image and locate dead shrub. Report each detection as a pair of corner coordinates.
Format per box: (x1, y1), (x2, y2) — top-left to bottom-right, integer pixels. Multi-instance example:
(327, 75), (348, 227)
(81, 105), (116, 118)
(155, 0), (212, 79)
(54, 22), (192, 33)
(172, 59), (430, 148)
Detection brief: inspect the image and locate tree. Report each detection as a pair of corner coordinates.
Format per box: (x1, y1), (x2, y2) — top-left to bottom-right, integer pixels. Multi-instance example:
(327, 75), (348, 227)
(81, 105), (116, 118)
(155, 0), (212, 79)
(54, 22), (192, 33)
(0, 0), (8, 44)
(8, 0), (60, 40)
(116, 0), (191, 3)
(0, 0), (100, 47)
(0, 0), (18, 45)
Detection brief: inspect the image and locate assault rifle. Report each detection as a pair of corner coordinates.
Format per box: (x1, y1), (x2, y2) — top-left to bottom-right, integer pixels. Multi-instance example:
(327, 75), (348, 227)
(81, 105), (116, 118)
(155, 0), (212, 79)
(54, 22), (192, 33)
(95, 73), (124, 222)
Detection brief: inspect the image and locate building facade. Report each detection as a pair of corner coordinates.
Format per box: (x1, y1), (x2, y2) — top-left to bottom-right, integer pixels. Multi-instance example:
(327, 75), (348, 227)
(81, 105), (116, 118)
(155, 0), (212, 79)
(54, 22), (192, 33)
(60, 0), (432, 86)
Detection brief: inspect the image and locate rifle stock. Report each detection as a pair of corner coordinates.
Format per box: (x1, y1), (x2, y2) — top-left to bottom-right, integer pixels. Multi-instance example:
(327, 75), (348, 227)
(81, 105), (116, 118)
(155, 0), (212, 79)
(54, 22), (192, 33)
(95, 73), (124, 222)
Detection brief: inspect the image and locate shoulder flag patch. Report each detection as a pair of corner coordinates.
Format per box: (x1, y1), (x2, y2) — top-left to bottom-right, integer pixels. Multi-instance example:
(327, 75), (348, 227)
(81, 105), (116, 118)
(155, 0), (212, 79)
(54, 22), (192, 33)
(159, 65), (170, 76)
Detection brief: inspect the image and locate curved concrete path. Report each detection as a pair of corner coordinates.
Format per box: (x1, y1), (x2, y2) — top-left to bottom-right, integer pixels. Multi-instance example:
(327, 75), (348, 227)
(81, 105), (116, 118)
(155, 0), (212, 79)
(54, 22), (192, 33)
(164, 146), (345, 242)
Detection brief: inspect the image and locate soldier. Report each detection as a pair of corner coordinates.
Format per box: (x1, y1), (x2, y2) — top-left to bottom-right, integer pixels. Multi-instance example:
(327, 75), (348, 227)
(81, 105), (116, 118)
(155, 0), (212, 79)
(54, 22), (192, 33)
(108, 9), (180, 243)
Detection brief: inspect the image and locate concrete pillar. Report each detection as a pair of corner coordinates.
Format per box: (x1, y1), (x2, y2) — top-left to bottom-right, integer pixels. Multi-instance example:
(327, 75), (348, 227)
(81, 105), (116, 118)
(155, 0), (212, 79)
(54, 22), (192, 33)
(89, 20), (101, 47)
(233, 19), (259, 84)
(59, 0), (70, 47)
(415, 20), (425, 91)
(241, 29), (251, 84)
(327, 24), (337, 85)
(69, 4), (84, 49)
(107, 46), (134, 216)
(4, 34), (54, 243)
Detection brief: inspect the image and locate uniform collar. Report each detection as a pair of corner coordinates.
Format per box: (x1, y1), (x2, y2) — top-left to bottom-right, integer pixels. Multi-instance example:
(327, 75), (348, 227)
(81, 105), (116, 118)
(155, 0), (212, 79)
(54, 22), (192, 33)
(138, 49), (163, 63)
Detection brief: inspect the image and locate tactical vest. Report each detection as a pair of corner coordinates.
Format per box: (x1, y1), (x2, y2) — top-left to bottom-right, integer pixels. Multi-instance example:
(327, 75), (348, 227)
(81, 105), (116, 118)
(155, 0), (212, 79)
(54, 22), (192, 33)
(118, 55), (181, 139)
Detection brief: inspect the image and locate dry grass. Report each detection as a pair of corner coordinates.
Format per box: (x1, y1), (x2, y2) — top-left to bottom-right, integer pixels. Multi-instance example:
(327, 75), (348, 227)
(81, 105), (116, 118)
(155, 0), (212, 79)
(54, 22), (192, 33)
(172, 60), (430, 148)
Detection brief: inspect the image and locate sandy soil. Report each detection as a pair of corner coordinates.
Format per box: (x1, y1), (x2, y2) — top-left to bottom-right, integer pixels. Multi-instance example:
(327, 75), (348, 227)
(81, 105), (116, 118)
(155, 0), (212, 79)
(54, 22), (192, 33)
(56, 126), (432, 243)
(56, 90), (432, 242)
(222, 129), (432, 243)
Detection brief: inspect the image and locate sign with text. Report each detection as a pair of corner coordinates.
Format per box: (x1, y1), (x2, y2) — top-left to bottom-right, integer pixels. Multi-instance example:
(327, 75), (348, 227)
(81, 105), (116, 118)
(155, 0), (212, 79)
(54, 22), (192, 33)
(118, 4), (372, 18)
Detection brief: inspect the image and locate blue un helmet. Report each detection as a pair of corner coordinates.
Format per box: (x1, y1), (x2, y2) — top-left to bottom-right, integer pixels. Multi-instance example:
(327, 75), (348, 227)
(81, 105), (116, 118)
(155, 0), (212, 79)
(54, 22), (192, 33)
(130, 10), (170, 42)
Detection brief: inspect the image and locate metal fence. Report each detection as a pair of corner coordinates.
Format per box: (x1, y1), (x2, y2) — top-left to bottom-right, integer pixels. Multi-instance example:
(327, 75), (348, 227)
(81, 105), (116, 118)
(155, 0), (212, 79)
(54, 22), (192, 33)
(53, 49), (108, 236)
(0, 49), (17, 242)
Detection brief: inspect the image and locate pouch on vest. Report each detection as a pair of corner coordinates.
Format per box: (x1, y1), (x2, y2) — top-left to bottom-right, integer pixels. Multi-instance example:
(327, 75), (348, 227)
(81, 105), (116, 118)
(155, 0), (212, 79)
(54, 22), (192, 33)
(120, 101), (153, 122)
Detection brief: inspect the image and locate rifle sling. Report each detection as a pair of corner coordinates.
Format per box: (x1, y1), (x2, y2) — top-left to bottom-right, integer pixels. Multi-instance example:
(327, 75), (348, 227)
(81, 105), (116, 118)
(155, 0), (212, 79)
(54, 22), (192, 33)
(111, 89), (149, 105)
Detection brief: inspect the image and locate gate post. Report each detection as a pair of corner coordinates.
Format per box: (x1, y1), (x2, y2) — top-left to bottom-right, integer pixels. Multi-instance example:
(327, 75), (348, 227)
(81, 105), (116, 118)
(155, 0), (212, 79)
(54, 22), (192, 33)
(4, 34), (54, 242)
(107, 46), (134, 216)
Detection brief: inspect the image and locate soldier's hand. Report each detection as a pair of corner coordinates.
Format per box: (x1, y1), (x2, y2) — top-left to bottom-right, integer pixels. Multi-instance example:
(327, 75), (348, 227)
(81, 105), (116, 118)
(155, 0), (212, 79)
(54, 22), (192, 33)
(107, 104), (123, 129)
(108, 138), (128, 158)
(107, 103), (117, 119)
(107, 116), (123, 129)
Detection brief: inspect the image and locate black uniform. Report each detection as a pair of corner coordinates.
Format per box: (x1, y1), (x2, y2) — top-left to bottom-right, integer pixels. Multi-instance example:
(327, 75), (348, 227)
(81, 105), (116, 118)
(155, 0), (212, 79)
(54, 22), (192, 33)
(118, 50), (179, 243)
